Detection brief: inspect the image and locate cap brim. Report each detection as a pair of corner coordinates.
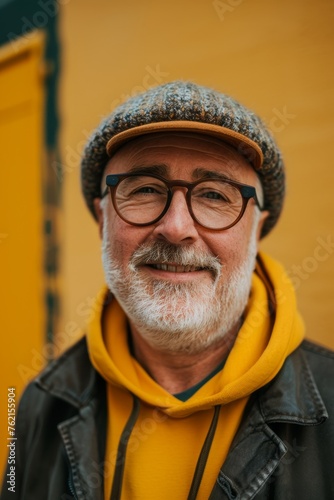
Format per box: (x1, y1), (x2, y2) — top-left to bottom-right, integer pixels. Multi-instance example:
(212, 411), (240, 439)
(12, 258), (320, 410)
(106, 121), (263, 169)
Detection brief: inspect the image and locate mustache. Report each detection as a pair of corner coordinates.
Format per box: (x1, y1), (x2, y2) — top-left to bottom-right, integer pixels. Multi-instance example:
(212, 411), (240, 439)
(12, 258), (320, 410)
(129, 241), (222, 277)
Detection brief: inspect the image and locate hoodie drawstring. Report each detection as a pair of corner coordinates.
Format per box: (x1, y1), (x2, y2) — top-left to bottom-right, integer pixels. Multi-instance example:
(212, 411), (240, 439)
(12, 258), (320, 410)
(110, 395), (140, 500)
(187, 405), (221, 500)
(110, 400), (220, 500)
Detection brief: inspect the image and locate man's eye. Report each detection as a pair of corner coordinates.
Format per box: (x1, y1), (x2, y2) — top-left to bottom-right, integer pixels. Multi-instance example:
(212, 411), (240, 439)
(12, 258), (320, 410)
(199, 190), (230, 202)
(204, 191), (224, 199)
(131, 184), (165, 195)
(136, 186), (156, 193)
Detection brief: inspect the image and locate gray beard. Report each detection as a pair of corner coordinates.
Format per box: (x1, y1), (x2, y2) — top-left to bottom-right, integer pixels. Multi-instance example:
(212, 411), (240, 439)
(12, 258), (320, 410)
(101, 225), (258, 354)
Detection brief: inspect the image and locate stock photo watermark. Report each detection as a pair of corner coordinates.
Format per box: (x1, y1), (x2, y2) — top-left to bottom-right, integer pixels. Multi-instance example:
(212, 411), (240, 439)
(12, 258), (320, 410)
(267, 106), (296, 134)
(267, 438), (307, 486)
(285, 235), (334, 289)
(213, 0), (247, 21)
(6, 387), (17, 493)
(237, 234), (334, 344)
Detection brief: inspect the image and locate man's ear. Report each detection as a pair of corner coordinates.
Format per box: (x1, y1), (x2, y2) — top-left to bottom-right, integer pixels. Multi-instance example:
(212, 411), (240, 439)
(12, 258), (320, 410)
(93, 198), (104, 239)
(256, 210), (270, 242)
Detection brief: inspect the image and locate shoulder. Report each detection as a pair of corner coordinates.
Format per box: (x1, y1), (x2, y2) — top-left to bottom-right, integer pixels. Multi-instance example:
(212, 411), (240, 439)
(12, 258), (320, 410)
(19, 336), (99, 417)
(299, 339), (334, 406)
(300, 338), (334, 359)
(300, 339), (334, 373)
(14, 336), (104, 455)
(36, 336), (92, 391)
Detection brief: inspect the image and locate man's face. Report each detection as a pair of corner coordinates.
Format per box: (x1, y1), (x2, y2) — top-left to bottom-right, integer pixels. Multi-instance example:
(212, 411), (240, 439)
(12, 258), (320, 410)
(94, 133), (268, 354)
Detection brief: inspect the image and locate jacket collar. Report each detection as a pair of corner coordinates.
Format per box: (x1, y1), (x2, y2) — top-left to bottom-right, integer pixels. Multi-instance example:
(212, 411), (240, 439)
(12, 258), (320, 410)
(259, 342), (328, 425)
(35, 336), (99, 408)
(35, 337), (328, 425)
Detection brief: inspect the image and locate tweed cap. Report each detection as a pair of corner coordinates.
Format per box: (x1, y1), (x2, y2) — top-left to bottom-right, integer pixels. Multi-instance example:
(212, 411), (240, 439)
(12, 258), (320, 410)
(81, 81), (285, 237)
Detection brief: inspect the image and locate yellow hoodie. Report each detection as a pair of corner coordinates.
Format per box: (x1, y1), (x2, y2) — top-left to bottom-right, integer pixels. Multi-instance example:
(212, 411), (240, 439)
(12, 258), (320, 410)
(87, 252), (304, 500)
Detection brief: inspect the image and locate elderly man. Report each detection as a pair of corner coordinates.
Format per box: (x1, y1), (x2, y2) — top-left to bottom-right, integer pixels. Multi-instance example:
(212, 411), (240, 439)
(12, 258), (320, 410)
(2, 81), (334, 500)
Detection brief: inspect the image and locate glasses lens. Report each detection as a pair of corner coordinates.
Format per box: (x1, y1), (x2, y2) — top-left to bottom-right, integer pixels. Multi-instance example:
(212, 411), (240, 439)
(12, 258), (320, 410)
(115, 175), (168, 224)
(191, 180), (243, 229)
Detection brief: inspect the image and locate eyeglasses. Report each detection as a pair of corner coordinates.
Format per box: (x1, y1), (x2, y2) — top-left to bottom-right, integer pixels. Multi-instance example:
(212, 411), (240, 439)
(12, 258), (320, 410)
(102, 172), (263, 231)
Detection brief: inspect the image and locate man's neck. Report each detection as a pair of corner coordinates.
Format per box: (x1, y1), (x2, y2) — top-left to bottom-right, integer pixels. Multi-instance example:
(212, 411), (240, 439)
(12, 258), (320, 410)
(129, 323), (240, 395)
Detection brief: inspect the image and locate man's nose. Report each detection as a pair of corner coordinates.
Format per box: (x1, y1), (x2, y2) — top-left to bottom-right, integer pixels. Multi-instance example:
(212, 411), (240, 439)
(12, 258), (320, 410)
(152, 189), (200, 244)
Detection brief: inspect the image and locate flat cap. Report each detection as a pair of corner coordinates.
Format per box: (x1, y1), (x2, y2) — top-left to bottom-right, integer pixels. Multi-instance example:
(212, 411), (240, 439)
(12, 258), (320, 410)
(81, 81), (285, 237)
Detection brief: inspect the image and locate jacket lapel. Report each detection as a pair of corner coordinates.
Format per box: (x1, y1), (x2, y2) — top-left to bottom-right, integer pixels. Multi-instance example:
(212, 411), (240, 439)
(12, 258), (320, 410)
(58, 400), (104, 500)
(35, 338), (106, 500)
(210, 346), (328, 499)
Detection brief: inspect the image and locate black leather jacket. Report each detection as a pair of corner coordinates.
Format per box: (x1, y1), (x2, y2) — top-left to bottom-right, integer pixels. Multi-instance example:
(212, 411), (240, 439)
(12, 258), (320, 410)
(1, 337), (334, 499)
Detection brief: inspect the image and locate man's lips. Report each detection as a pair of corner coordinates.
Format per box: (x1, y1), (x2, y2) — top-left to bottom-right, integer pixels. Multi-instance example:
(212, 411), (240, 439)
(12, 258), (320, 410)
(130, 242), (221, 279)
(144, 263), (207, 273)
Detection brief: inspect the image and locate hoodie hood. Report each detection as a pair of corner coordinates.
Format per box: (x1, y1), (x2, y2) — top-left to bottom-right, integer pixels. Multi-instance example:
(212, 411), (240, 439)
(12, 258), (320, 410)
(87, 252), (304, 418)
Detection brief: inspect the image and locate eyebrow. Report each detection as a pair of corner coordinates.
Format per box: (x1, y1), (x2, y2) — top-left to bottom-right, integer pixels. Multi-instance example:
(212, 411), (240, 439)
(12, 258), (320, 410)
(125, 164), (240, 183)
(192, 167), (240, 183)
(126, 164), (169, 177)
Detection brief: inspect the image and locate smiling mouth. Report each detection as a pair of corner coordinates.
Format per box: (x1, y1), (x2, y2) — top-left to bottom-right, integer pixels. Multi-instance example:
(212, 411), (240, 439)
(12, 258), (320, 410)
(147, 263), (206, 273)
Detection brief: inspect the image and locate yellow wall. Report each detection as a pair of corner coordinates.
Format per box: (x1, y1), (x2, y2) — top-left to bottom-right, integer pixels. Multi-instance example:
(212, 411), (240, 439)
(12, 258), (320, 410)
(0, 0), (333, 480)
(58, 0), (334, 351)
(0, 32), (46, 474)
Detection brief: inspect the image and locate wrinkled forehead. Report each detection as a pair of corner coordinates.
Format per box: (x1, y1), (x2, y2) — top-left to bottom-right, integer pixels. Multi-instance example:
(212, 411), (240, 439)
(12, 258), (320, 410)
(102, 132), (258, 183)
